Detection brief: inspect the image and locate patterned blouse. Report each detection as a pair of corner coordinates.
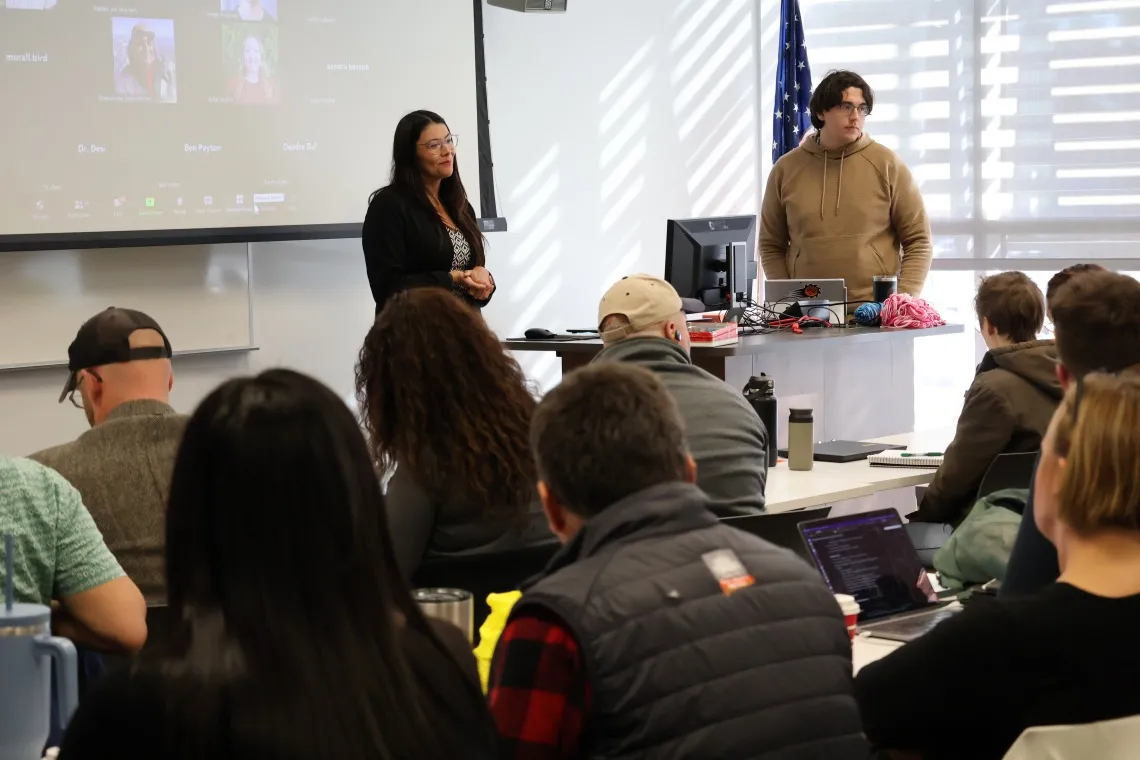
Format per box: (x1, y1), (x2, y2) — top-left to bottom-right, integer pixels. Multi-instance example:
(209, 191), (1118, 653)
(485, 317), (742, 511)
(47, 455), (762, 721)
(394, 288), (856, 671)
(448, 227), (474, 298)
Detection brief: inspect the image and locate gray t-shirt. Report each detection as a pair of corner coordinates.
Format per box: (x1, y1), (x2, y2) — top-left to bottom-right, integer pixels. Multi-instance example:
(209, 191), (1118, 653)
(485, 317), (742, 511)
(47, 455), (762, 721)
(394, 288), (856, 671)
(29, 399), (187, 601)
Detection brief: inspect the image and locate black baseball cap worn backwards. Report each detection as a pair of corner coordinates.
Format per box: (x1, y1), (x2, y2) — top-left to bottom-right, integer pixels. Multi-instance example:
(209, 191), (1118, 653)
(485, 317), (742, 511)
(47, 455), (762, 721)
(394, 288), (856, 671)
(59, 307), (173, 403)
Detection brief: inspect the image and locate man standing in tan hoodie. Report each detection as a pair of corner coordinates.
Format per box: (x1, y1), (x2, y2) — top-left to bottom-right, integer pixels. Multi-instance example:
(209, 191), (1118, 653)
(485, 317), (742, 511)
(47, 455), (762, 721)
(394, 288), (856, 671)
(760, 70), (932, 306)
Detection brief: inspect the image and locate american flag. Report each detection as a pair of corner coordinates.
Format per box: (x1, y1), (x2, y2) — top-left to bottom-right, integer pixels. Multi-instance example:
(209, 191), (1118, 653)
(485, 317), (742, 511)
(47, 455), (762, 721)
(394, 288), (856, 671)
(772, 0), (813, 163)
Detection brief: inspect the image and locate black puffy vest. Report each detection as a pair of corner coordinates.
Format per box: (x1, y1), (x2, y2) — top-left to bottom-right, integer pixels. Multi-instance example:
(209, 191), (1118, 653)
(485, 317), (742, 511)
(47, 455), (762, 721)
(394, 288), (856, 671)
(511, 482), (869, 759)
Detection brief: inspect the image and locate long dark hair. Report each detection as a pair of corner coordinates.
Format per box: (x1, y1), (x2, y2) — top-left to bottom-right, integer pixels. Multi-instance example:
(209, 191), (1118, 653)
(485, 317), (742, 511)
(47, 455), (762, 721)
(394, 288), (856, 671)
(157, 369), (457, 758)
(356, 288), (537, 521)
(371, 109), (485, 266)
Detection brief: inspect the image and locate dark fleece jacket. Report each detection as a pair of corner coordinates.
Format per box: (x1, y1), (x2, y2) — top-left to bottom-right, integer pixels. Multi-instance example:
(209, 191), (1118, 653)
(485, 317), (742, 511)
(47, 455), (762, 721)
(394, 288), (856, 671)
(912, 340), (1062, 525)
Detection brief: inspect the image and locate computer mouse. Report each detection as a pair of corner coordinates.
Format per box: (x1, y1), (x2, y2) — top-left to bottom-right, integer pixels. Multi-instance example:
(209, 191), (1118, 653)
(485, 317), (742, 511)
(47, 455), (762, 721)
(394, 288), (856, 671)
(525, 327), (557, 340)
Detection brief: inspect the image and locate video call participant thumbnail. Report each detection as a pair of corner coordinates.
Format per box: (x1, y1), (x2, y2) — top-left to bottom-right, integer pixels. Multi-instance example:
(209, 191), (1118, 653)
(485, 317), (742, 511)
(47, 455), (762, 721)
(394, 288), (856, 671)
(4, 0), (57, 9)
(221, 0), (276, 21)
(113, 19), (177, 103)
(225, 27), (279, 104)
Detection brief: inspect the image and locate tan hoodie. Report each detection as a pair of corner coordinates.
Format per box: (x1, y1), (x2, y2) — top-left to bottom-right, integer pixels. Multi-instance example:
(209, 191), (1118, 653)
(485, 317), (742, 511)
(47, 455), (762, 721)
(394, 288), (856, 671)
(759, 133), (932, 306)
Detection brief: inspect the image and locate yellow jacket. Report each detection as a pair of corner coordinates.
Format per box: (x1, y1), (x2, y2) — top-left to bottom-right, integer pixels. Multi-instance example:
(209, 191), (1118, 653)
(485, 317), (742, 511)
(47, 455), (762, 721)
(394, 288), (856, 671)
(473, 591), (522, 692)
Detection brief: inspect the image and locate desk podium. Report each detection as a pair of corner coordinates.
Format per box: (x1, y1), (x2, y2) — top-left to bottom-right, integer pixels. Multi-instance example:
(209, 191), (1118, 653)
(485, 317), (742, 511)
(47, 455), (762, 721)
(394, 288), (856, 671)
(505, 325), (963, 448)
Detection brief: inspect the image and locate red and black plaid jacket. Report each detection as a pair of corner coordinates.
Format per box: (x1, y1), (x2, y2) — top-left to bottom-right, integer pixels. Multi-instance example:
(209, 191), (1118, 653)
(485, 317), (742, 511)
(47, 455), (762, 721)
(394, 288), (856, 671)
(487, 607), (592, 760)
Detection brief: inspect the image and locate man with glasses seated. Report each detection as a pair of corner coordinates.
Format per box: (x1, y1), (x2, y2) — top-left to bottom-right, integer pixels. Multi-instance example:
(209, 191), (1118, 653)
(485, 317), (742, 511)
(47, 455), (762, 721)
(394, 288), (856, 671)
(29, 307), (186, 603)
(760, 69), (932, 308)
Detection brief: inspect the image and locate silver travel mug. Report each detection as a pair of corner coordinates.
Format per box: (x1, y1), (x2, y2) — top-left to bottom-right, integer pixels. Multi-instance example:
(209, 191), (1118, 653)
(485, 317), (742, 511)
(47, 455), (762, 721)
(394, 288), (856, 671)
(787, 408), (815, 471)
(412, 588), (475, 643)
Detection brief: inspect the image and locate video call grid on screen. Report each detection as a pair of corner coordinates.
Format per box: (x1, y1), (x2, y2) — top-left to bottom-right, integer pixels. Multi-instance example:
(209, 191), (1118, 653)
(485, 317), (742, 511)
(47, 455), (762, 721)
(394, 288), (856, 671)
(0, 0), (475, 240)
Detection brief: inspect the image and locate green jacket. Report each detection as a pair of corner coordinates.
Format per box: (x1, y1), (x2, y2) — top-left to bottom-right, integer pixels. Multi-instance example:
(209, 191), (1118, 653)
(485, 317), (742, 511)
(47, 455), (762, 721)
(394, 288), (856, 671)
(933, 488), (1026, 590)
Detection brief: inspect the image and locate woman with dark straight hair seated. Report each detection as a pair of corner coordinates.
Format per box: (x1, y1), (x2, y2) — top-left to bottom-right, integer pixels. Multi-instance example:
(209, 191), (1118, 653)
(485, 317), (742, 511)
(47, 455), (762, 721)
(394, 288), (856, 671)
(58, 369), (495, 760)
(357, 287), (552, 579)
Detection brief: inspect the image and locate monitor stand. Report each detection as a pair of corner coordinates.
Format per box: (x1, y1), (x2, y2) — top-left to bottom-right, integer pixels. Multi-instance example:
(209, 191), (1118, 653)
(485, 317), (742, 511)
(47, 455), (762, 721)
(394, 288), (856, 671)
(722, 305), (747, 324)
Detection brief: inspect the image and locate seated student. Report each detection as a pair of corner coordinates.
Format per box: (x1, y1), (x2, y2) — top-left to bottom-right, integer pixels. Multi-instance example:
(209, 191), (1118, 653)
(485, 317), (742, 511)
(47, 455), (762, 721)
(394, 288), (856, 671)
(489, 363), (867, 759)
(30, 307), (187, 601)
(356, 287), (551, 579)
(0, 456), (146, 653)
(1003, 269), (1140, 595)
(911, 271), (1061, 526)
(59, 369), (495, 760)
(594, 274), (768, 516)
(856, 371), (1140, 760)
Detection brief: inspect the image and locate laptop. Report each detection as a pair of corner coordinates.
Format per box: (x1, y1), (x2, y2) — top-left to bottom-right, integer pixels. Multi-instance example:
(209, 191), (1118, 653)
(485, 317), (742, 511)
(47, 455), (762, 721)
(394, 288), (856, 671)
(720, 506), (831, 563)
(763, 279), (848, 324)
(777, 440), (907, 463)
(797, 509), (960, 642)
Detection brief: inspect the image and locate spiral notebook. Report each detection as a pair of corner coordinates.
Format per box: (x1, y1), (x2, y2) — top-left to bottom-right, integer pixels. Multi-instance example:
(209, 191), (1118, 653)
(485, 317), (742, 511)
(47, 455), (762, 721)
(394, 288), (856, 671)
(867, 451), (944, 469)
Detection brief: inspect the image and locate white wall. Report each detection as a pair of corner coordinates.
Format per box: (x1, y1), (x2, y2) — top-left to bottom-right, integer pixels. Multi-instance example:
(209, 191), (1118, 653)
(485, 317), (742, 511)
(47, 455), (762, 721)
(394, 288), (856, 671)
(480, 0), (760, 389)
(0, 0), (762, 455)
(0, 239), (374, 456)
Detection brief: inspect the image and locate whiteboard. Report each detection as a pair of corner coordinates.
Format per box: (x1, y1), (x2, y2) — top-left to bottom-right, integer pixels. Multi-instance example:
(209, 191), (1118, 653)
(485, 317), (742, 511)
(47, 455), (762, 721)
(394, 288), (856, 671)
(0, 244), (252, 370)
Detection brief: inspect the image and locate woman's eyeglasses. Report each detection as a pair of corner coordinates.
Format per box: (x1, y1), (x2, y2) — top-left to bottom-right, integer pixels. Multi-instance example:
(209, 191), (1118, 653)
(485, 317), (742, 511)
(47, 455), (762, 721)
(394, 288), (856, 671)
(419, 134), (458, 154)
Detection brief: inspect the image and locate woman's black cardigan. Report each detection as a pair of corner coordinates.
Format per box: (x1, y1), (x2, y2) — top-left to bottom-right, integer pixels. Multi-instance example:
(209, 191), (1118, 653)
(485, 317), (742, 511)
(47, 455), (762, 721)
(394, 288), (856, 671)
(362, 186), (494, 316)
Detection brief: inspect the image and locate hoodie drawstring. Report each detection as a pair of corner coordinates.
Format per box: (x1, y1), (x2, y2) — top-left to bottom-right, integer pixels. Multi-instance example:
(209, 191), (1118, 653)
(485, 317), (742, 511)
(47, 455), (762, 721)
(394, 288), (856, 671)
(819, 149), (848, 219)
(836, 151), (846, 215)
(819, 150), (827, 220)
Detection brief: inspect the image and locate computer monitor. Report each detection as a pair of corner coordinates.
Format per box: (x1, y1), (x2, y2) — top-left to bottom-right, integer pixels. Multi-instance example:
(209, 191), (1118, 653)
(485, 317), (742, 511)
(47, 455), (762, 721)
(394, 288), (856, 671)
(664, 216), (757, 311)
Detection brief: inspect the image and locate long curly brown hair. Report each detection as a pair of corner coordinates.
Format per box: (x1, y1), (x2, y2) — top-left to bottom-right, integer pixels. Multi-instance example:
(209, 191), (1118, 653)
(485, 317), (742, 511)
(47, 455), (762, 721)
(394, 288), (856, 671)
(356, 287), (537, 520)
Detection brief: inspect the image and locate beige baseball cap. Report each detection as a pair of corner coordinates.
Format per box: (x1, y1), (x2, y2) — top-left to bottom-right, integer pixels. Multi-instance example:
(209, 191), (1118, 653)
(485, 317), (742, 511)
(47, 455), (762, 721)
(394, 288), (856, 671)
(597, 274), (684, 341)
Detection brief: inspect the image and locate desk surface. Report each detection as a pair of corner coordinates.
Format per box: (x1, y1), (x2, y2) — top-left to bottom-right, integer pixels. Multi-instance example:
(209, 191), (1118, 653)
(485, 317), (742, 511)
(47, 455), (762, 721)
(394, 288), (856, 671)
(769, 430), (946, 669)
(852, 633), (905, 673)
(765, 429), (952, 671)
(505, 324), (963, 357)
(765, 428), (953, 513)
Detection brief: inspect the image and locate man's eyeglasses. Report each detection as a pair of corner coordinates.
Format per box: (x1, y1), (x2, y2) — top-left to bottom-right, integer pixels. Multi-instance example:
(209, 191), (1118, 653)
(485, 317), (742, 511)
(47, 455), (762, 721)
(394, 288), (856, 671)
(419, 134), (458, 154)
(835, 102), (870, 117)
(67, 369), (101, 410)
(1071, 374), (1085, 424)
(1069, 368), (1119, 424)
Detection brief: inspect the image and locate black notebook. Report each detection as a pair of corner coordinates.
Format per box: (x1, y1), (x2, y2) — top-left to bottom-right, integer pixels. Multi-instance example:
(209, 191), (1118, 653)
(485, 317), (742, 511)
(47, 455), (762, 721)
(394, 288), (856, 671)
(777, 440), (907, 463)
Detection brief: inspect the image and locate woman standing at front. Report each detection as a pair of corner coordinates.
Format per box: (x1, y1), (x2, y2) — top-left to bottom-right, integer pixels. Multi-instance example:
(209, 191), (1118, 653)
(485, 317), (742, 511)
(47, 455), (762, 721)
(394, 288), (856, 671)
(363, 110), (495, 316)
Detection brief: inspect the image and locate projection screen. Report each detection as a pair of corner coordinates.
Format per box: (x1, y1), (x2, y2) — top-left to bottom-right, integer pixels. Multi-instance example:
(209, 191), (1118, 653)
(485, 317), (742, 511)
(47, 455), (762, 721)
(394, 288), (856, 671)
(0, 0), (481, 248)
